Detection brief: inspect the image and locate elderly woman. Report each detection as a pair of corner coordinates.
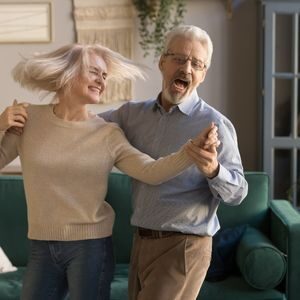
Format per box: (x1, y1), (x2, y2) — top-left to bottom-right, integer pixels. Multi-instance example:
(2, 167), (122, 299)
(0, 43), (218, 300)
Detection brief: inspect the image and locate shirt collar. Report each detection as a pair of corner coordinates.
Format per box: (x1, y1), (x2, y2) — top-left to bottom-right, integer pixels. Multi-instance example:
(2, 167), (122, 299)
(153, 90), (200, 116)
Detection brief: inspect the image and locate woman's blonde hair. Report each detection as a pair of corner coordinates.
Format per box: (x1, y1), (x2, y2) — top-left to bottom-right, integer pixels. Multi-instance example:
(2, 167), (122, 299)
(12, 43), (146, 99)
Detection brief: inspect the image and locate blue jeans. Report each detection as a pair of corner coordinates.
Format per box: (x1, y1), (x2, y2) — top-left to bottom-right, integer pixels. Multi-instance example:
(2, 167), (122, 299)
(21, 237), (114, 300)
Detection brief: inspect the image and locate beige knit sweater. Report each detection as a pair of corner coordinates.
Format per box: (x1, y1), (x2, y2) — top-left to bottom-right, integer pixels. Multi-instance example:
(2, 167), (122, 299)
(0, 104), (192, 241)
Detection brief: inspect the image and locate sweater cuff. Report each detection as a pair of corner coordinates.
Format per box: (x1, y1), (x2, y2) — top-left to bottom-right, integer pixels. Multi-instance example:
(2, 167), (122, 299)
(180, 143), (194, 166)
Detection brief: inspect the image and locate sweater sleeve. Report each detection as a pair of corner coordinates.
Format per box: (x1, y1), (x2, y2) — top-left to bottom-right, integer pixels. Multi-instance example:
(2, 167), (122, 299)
(0, 131), (19, 170)
(107, 126), (193, 185)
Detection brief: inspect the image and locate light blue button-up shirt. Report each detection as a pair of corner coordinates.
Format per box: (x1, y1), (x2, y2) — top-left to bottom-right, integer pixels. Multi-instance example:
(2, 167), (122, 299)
(100, 91), (248, 236)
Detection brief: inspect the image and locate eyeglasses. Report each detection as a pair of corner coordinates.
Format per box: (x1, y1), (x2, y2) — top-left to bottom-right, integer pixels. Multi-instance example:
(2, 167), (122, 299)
(164, 52), (207, 71)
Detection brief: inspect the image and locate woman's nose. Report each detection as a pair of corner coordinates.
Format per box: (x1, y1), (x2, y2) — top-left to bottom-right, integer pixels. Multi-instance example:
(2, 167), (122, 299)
(95, 77), (106, 92)
(95, 75), (102, 83)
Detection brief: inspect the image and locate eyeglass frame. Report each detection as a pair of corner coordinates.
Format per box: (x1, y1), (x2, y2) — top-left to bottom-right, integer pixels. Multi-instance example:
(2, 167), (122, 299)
(163, 51), (207, 71)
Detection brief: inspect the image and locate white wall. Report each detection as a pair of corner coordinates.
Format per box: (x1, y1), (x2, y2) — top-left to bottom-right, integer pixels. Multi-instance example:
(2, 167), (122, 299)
(0, 0), (259, 171)
(133, 0), (229, 111)
(0, 0), (75, 107)
(0, 0), (75, 171)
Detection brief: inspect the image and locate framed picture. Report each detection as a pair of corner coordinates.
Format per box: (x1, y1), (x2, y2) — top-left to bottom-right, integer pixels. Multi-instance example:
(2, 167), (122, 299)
(0, 2), (52, 43)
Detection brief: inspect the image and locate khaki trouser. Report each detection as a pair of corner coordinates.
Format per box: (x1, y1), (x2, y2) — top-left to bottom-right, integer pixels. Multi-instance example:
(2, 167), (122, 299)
(128, 230), (212, 300)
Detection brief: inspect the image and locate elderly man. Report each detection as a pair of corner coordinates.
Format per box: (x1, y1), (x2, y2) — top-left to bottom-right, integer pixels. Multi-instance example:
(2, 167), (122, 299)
(100, 25), (248, 300)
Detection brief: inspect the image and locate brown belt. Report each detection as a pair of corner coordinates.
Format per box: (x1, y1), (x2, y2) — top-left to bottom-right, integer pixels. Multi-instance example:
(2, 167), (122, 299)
(137, 227), (181, 239)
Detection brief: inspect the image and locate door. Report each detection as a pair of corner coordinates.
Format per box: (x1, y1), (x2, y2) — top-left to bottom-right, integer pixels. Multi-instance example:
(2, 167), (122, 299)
(262, 0), (300, 207)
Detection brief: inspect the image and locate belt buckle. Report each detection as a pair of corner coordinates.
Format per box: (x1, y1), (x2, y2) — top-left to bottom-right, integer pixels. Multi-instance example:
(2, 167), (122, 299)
(137, 228), (168, 239)
(153, 230), (163, 238)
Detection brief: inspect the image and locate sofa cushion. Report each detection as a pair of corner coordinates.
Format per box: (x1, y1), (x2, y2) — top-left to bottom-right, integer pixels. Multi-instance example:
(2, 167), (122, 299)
(110, 264), (129, 300)
(105, 173), (134, 264)
(218, 172), (269, 232)
(0, 176), (29, 267)
(198, 276), (286, 300)
(206, 224), (247, 281)
(0, 267), (25, 300)
(236, 227), (287, 290)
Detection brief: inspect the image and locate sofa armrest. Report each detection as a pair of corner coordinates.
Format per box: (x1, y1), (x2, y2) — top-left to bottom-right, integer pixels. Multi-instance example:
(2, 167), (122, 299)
(269, 199), (300, 300)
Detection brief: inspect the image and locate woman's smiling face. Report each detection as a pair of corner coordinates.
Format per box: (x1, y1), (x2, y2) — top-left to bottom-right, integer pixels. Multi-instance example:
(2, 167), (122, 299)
(71, 52), (108, 105)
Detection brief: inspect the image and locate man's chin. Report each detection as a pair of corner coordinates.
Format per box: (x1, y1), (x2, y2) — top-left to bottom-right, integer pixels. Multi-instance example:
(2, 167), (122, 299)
(164, 91), (187, 105)
(170, 95), (188, 105)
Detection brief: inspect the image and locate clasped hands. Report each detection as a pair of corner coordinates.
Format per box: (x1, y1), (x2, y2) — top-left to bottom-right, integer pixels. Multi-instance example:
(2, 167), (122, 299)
(186, 122), (220, 179)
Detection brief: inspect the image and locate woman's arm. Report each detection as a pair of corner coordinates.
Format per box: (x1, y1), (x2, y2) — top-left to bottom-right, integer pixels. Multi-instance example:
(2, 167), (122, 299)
(108, 123), (219, 185)
(0, 101), (28, 169)
(0, 100), (28, 132)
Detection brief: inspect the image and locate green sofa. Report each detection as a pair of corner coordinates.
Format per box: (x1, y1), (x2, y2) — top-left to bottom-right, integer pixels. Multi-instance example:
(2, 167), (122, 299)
(0, 172), (299, 300)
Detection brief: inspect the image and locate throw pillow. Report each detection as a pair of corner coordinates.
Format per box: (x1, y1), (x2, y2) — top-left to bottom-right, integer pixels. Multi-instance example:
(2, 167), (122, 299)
(236, 226), (287, 290)
(0, 247), (17, 273)
(205, 224), (248, 282)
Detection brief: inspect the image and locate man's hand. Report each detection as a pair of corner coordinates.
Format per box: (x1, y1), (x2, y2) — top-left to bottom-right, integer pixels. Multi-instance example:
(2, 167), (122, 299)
(186, 122), (220, 178)
(0, 100), (28, 133)
(191, 122), (219, 149)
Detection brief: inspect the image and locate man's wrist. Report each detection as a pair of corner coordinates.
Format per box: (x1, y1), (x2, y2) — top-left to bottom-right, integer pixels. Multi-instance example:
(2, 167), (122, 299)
(207, 163), (220, 179)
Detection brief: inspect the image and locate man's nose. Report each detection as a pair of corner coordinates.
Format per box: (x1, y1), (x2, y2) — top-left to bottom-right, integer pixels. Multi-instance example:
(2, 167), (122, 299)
(181, 59), (193, 74)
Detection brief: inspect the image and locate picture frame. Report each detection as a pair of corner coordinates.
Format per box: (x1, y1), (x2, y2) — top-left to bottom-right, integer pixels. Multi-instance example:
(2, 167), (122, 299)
(0, 2), (52, 43)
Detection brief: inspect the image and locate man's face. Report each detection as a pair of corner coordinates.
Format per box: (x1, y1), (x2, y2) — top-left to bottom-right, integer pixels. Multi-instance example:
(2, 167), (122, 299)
(159, 36), (208, 111)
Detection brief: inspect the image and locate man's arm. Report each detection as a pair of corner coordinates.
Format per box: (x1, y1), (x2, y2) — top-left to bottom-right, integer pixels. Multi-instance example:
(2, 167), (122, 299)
(186, 122), (220, 178)
(188, 118), (248, 205)
(185, 141), (219, 179)
(98, 103), (128, 127)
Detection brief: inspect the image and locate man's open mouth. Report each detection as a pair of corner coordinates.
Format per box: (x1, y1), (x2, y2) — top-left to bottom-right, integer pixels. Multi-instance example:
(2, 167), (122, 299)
(173, 78), (190, 91)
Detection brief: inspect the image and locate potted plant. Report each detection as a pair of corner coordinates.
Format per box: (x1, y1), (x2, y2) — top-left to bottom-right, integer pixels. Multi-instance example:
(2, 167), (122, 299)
(132, 0), (186, 58)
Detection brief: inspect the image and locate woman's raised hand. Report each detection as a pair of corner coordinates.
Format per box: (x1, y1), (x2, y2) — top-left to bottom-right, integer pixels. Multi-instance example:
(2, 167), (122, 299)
(0, 100), (29, 132)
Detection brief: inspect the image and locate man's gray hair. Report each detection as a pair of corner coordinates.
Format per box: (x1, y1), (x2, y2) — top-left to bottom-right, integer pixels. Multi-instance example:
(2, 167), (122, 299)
(163, 25), (213, 69)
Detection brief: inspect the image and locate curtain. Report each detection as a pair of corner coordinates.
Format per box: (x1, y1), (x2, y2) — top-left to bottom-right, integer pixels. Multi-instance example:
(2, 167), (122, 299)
(72, 0), (134, 103)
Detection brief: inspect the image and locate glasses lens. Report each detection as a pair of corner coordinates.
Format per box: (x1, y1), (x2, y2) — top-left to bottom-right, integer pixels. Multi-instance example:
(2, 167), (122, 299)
(172, 54), (186, 65)
(192, 59), (205, 70)
(167, 52), (206, 70)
